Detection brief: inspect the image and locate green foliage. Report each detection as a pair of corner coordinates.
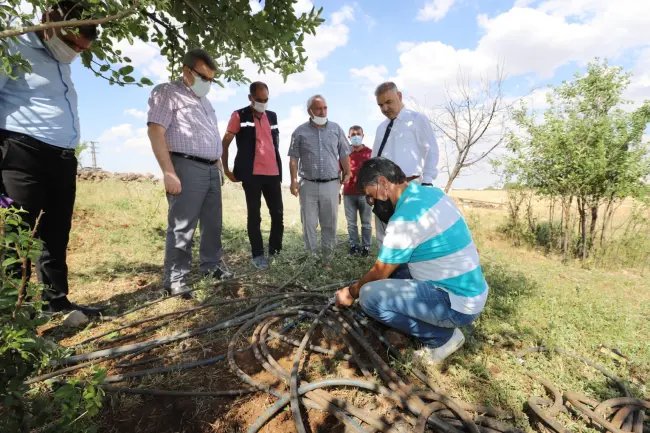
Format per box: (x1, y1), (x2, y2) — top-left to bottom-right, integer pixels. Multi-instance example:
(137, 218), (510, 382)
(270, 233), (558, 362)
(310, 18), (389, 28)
(1, 0), (324, 86)
(0, 207), (105, 432)
(504, 58), (650, 261)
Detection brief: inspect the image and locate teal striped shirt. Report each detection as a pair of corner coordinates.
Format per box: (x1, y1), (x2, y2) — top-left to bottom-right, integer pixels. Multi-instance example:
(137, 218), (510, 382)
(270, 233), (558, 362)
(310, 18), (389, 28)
(378, 183), (488, 314)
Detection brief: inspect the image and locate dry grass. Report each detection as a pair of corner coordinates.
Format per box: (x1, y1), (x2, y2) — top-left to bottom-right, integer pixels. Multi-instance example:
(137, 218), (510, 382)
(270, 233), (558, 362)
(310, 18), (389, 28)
(44, 180), (650, 433)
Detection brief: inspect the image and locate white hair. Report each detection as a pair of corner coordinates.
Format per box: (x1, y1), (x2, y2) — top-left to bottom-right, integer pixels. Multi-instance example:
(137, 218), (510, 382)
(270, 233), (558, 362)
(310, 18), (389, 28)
(306, 94), (326, 109)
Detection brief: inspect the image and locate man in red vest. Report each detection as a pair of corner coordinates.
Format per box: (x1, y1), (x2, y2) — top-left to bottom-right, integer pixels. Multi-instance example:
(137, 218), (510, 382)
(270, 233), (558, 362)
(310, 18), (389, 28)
(222, 82), (283, 270)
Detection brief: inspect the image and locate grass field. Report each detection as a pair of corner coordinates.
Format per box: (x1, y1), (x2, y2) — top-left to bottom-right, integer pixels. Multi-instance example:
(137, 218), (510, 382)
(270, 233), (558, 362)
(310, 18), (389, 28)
(47, 179), (649, 433)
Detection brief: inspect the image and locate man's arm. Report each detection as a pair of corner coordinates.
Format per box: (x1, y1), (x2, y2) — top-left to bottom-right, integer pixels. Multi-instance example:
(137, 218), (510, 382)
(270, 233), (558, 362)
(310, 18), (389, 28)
(337, 126), (352, 184)
(418, 114), (439, 184)
(289, 157), (299, 197)
(221, 131), (239, 182)
(340, 156), (352, 185)
(148, 124), (181, 195)
(351, 260), (399, 298)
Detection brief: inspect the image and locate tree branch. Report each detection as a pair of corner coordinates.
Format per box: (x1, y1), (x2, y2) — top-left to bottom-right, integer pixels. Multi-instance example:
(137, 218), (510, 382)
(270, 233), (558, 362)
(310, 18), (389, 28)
(0, 0), (141, 39)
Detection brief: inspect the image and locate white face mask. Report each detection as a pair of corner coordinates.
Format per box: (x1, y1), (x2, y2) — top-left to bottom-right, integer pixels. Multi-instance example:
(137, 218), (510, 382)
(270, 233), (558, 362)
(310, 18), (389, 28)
(310, 110), (327, 126)
(252, 101), (268, 112)
(43, 33), (79, 64)
(187, 71), (211, 98)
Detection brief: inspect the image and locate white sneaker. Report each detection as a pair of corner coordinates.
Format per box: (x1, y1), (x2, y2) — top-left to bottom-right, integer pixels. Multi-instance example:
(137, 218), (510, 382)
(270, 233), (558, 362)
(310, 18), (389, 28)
(414, 328), (465, 364)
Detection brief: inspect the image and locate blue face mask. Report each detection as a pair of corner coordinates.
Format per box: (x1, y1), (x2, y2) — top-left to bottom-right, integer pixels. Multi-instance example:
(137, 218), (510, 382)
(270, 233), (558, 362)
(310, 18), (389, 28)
(350, 135), (363, 146)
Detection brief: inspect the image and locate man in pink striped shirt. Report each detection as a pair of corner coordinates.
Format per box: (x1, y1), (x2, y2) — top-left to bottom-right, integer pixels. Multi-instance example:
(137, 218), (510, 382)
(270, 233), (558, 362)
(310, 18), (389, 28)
(147, 48), (232, 299)
(221, 82), (283, 270)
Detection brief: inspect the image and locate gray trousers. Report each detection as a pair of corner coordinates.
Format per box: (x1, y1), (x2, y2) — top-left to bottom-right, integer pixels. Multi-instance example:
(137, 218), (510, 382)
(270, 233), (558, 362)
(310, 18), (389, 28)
(299, 179), (339, 253)
(344, 194), (372, 248)
(375, 215), (387, 246)
(164, 155), (223, 290)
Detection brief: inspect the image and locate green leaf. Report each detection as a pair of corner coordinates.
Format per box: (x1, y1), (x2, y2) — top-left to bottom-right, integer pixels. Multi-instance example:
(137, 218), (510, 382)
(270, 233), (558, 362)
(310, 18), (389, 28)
(123, 76), (136, 83)
(99, 64), (110, 72)
(118, 65), (134, 76)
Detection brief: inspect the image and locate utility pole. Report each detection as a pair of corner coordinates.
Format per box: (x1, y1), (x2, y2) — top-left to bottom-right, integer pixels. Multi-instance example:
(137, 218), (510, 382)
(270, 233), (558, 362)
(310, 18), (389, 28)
(90, 141), (99, 169)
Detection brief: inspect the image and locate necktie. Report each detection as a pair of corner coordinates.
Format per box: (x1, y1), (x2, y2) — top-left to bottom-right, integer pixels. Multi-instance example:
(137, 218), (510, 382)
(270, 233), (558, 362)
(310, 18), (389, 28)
(376, 118), (394, 157)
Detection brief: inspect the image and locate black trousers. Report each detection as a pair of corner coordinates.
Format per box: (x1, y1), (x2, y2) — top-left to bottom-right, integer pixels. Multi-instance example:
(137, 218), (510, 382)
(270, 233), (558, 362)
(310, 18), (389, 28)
(242, 175), (283, 257)
(0, 130), (77, 301)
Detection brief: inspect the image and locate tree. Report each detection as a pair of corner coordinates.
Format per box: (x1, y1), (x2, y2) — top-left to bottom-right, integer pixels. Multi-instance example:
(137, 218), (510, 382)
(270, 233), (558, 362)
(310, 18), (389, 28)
(505, 58), (650, 261)
(1, 0), (324, 86)
(419, 66), (510, 192)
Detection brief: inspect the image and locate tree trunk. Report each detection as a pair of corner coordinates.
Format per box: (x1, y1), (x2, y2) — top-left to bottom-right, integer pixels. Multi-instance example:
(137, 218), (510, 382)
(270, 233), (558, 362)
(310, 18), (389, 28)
(444, 163), (462, 193)
(548, 198), (555, 253)
(578, 197), (587, 261)
(562, 196), (573, 264)
(589, 204), (598, 254)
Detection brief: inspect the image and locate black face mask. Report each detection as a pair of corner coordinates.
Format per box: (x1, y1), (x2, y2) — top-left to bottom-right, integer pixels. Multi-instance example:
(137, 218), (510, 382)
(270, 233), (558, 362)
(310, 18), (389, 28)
(372, 199), (395, 224)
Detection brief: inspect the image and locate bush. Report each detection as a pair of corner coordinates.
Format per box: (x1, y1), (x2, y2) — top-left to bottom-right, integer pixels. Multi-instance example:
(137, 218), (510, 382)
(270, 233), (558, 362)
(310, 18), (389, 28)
(0, 207), (105, 432)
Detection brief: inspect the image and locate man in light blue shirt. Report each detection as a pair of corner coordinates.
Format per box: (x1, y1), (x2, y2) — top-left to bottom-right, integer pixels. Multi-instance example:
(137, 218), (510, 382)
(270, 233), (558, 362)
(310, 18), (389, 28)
(0, 1), (101, 315)
(336, 157), (489, 364)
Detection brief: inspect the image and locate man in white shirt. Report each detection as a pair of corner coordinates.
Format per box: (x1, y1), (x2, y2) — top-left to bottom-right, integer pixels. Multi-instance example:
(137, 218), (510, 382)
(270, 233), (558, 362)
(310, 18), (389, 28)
(371, 82), (439, 244)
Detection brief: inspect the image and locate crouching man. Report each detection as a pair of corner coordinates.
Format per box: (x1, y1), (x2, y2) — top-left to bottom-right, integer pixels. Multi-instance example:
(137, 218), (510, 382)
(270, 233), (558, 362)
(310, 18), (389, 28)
(335, 157), (488, 364)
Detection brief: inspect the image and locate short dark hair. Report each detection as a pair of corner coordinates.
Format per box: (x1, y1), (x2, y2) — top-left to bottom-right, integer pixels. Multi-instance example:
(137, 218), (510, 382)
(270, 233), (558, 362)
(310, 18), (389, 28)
(51, 1), (98, 41)
(183, 48), (217, 71)
(249, 81), (268, 95)
(356, 157), (407, 192)
(349, 125), (363, 134)
(375, 81), (399, 97)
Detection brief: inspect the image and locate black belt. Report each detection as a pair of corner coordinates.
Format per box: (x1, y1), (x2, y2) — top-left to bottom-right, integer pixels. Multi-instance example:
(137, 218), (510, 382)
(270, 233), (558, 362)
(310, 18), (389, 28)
(0, 129), (76, 158)
(304, 177), (339, 183)
(170, 151), (218, 165)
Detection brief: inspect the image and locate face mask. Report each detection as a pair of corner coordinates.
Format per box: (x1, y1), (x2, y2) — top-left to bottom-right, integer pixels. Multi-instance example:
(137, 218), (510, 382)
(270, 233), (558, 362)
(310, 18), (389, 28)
(43, 33), (79, 64)
(350, 136), (363, 146)
(188, 71), (211, 98)
(252, 100), (268, 112)
(310, 110), (327, 126)
(373, 199), (395, 224)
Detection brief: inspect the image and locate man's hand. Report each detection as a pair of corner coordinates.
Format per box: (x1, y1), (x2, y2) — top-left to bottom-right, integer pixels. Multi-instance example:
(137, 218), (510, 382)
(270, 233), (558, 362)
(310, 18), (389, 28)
(224, 170), (239, 183)
(164, 171), (182, 195)
(290, 180), (299, 197)
(342, 171), (351, 185)
(335, 286), (355, 307)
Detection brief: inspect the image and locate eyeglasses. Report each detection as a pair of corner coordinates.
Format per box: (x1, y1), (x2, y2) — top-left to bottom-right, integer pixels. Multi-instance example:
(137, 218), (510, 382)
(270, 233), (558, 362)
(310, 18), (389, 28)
(191, 67), (217, 84)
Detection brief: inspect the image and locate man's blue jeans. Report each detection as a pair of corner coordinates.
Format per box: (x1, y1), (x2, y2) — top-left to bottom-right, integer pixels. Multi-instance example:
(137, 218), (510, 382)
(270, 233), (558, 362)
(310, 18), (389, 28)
(358, 265), (479, 347)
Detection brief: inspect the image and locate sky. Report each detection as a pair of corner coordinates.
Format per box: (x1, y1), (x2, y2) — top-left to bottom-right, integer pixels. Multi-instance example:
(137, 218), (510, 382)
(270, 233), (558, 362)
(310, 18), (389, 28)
(66, 0), (650, 189)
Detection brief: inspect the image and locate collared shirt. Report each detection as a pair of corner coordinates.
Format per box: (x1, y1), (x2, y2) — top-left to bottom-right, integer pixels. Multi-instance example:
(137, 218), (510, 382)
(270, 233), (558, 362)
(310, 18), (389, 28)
(0, 30), (80, 148)
(226, 110), (279, 176)
(372, 108), (439, 184)
(147, 81), (222, 160)
(378, 182), (488, 314)
(341, 145), (372, 195)
(288, 120), (351, 180)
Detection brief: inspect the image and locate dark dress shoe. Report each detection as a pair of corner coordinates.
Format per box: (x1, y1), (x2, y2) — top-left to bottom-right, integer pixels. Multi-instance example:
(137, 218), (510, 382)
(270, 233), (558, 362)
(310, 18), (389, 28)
(43, 297), (104, 317)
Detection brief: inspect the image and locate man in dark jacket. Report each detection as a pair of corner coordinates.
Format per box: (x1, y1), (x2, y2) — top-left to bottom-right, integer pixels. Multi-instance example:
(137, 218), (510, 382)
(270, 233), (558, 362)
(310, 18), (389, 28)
(222, 82), (283, 270)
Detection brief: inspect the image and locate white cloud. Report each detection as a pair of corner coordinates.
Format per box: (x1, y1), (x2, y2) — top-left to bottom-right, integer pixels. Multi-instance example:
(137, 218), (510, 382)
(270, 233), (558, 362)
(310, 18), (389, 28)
(377, 0), (650, 105)
(350, 65), (387, 86)
(123, 127), (149, 149)
(293, 0), (315, 16)
(114, 39), (169, 84)
(625, 48), (650, 105)
(124, 108), (146, 119)
(331, 5), (354, 25)
(238, 5), (354, 97)
(97, 123), (133, 142)
(417, 0), (457, 22)
(249, 0), (263, 15)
